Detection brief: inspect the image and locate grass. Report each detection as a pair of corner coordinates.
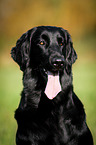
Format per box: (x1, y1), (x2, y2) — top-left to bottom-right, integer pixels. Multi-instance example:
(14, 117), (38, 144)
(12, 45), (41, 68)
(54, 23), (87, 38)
(0, 62), (96, 145)
(0, 65), (22, 145)
(73, 61), (96, 144)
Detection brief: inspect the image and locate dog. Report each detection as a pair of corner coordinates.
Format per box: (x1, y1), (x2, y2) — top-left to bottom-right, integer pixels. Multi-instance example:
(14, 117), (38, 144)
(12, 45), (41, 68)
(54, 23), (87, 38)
(11, 26), (93, 145)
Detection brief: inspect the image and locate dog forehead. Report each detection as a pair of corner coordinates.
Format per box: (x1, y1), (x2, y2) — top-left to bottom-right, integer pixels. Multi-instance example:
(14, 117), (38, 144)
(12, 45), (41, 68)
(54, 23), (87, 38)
(33, 26), (64, 39)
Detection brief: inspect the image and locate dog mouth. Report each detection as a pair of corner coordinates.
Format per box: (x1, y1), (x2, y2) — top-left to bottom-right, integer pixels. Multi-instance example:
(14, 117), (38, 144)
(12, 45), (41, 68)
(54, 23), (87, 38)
(42, 57), (64, 99)
(43, 63), (64, 75)
(44, 71), (62, 100)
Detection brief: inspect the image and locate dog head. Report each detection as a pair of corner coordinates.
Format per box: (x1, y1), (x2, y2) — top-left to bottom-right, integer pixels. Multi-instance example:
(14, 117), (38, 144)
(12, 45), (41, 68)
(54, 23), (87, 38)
(11, 26), (77, 72)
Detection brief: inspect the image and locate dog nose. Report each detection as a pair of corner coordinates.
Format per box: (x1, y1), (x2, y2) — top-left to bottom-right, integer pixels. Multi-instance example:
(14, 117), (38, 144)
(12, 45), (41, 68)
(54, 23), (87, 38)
(52, 58), (64, 69)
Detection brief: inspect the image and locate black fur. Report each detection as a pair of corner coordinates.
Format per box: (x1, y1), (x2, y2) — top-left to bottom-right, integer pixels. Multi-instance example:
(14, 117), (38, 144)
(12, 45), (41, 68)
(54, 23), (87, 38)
(11, 26), (93, 145)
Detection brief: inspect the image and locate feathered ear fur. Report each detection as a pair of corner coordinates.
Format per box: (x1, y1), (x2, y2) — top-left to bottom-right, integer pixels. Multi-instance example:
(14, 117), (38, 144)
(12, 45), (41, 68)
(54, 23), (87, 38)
(64, 30), (77, 65)
(11, 28), (36, 71)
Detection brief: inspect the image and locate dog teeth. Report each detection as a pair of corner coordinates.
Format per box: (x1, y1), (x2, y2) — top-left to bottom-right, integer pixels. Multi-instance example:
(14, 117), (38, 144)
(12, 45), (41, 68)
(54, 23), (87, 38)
(43, 69), (47, 74)
(45, 71), (47, 75)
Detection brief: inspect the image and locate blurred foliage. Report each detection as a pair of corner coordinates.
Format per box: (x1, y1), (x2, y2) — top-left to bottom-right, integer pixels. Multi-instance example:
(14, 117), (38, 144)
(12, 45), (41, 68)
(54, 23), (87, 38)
(0, 0), (96, 38)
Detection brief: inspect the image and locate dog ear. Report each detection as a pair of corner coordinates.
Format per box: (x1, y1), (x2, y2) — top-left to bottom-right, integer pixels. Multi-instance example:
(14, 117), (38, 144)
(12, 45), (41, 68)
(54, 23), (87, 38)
(64, 30), (77, 65)
(11, 28), (36, 71)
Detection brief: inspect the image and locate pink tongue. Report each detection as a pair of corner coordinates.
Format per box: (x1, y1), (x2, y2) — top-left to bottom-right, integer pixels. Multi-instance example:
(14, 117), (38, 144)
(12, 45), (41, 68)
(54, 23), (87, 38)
(44, 71), (62, 100)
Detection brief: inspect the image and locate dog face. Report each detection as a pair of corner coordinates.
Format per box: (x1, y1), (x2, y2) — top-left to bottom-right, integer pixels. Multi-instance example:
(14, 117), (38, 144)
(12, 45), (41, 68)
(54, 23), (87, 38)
(11, 26), (77, 72)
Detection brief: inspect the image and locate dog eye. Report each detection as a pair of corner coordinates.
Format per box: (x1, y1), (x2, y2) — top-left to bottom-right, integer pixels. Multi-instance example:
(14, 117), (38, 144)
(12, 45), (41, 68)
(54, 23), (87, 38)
(60, 43), (63, 46)
(57, 37), (63, 46)
(59, 42), (63, 46)
(39, 41), (45, 45)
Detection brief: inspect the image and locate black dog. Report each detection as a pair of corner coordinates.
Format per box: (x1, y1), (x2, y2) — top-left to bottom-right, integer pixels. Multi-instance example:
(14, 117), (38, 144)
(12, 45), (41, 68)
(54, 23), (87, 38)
(11, 26), (93, 145)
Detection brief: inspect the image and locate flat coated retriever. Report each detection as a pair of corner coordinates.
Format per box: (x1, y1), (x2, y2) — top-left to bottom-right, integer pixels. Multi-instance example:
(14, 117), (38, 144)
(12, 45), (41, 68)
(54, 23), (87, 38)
(11, 26), (93, 145)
